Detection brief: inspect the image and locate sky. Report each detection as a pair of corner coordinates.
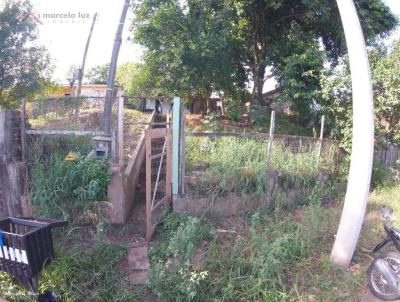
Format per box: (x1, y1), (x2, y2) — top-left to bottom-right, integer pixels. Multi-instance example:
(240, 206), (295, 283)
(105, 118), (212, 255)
(27, 0), (142, 83)
(12, 0), (400, 85)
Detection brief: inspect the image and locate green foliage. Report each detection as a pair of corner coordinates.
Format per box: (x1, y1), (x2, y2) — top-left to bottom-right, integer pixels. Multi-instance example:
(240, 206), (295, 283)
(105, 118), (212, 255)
(40, 244), (136, 302)
(185, 137), (337, 200)
(149, 215), (212, 301)
(371, 41), (400, 143)
(0, 0), (52, 108)
(0, 244), (137, 302)
(273, 28), (325, 124)
(167, 217), (211, 260)
(116, 62), (156, 96)
(149, 197), (332, 301)
(85, 63), (110, 84)
(226, 104), (242, 122)
(321, 40), (400, 150)
(133, 0), (247, 103)
(371, 161), (399, 189)
(31, 156), (110, 222)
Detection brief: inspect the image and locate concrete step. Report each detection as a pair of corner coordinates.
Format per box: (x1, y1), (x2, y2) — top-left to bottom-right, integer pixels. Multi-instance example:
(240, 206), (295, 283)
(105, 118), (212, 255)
(127, 246), (150, 286)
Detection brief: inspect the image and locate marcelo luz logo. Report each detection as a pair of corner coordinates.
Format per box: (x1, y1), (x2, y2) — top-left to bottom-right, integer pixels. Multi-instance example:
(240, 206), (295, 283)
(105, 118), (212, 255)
(20, 10), (92, 24)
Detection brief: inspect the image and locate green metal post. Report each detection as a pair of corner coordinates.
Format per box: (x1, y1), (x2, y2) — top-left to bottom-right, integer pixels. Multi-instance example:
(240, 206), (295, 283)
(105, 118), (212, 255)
(172, 97), (181, 196)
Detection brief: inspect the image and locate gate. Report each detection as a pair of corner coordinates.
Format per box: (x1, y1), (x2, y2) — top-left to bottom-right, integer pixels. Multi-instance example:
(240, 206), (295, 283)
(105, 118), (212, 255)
(145, 127), (172, 240)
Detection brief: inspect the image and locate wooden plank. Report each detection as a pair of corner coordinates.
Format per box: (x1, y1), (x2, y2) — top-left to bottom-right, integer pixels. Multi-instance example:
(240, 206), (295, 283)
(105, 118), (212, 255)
(118, 96), (124, 165)
(123, 112), (156, 223)
(147, 127), (167, 139)
(20, 98), (27, 162)
(145, 128), (152, 241)
(26, 130), (105, 136)
(152, 196), (167, 211)
(166, 128), (172, 200)
(150, 153), (165, 160)
(179, 110), (186, 195)
(0, 110), (23, 217)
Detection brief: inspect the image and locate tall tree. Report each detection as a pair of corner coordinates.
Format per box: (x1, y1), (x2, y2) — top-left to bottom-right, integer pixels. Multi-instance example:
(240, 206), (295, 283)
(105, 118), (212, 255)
(133, 0), (247, 112)
(85, 63), (110, 84)
(228, 0), (397, 105)
(0, 0), (51, 108)
(116, 62), (156, 95)
(321, 39), (400, 151)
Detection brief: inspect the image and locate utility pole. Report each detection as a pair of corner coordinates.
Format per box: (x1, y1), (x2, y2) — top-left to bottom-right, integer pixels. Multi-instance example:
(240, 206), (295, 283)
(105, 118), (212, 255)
(76, 12), (98, 97)
(330, 0), (375, 267)
(102, 0), (130, 135)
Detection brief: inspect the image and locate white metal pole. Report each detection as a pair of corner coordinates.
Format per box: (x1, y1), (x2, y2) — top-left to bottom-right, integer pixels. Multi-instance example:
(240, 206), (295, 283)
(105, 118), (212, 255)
(331, 0), (375, 267)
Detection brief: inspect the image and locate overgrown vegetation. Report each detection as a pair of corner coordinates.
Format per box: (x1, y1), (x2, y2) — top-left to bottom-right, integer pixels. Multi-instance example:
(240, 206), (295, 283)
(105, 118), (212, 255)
(0, 153), (138, 301)
(185, 137), (339, 202)
(31, 155), (110, 222)
(147, 185), (369, 301)
(0, 243), (137, 302)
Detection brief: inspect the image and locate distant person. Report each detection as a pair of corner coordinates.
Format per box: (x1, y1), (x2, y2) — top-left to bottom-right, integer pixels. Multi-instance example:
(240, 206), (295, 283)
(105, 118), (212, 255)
(155, 94), (163, 114)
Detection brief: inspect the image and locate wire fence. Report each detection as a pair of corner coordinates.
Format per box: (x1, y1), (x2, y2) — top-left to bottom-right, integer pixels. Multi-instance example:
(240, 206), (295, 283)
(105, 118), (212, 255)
(124, 96), (173, 116)
(24, 96), (120, 167)
(26, 96), (118, 132)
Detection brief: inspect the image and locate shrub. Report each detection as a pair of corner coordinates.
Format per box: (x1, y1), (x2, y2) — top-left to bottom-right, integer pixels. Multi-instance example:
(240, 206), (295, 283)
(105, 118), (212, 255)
(185, 137), (337, 202)
(31, 156), (110, 222)
(149, 216), (212, 301)
(39, 244), (136, 302)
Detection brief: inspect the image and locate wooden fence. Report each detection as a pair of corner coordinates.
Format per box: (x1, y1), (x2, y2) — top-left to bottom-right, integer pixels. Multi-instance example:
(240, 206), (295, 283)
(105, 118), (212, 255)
(376, 144), (400, 167)
(0, 110), (30, 218)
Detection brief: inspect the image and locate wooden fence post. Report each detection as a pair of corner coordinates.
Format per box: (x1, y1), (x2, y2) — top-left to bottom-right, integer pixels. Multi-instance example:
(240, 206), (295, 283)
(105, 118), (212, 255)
(118, 95), (124, 165)
(317, 115), (325, 164)
(266, 111), (275, 167)
(20, 98), (27, 162)
(0, 110), (23, 217)
(179, 104), (186, 195)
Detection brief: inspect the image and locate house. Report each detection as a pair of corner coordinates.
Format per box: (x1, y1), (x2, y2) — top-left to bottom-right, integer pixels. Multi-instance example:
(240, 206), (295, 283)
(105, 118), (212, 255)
(53, 84), (124, 99)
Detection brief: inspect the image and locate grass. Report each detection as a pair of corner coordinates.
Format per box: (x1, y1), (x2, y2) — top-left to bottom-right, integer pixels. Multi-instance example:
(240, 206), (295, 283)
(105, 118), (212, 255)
(185, 137), (340, 203)
(0, 154), (136, 302)
(0, 241), (138, 302)
(147, 185), (400, 302)
(30, 155), (110, 222)
(186, 110), (314, 136)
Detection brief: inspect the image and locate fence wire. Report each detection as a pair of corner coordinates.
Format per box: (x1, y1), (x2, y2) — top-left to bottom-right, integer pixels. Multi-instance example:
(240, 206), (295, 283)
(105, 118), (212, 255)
(27, 96), (118, 132)
(124, 96), (173, 116)
(25, 96), (120, 165)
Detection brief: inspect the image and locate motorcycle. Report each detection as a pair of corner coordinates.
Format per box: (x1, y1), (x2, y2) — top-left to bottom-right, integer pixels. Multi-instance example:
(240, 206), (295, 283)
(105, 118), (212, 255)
(367, 224), (400, 301)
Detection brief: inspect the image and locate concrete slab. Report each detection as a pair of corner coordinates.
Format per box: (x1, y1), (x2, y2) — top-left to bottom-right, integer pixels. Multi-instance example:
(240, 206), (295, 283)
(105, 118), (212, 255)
(129, 271), (149, 285)
(128, 246), (150, 270)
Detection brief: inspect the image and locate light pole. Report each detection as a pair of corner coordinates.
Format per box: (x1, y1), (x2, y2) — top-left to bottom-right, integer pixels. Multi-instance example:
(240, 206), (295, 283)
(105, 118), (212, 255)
(330, 0), (375, 267)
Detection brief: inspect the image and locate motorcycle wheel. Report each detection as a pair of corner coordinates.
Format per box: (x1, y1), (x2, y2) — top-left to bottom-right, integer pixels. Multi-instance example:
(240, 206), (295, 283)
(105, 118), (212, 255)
(368, 251), (400, 301)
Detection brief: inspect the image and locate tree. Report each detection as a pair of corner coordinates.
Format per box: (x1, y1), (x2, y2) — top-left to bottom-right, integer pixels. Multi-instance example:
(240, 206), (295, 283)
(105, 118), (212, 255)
(0, 0), (51, 108)
(321, 39), (400, 151)
(372, 41), (400, 143)
(85, 63), (110, 84)
(133, 0), (247, 112)
(116, 62), (156, 95)
(228, 0), (397, 105)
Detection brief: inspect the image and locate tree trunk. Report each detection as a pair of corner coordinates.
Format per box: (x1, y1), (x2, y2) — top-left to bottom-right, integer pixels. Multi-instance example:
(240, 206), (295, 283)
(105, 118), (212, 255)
(252, 61), (267, 106)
